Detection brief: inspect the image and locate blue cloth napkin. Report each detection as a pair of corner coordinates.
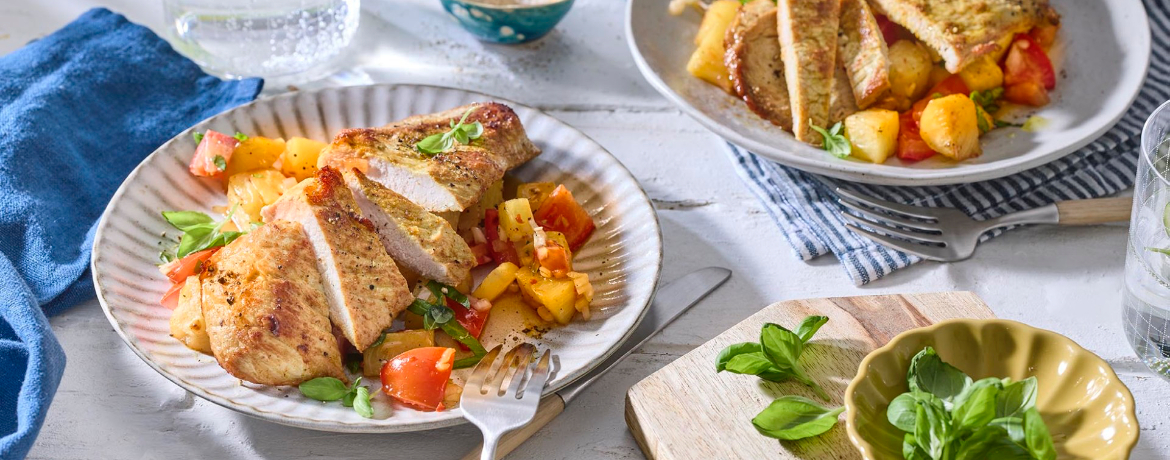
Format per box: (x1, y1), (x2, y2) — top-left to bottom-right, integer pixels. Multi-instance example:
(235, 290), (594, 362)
(0, 9), (261, 459)
(728, 0), (1170, 285)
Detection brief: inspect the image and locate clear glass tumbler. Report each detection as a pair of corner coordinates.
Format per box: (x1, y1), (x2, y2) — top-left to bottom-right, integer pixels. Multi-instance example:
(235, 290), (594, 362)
(162, 0), (360, 81)
(1124, 100), (1170, 379)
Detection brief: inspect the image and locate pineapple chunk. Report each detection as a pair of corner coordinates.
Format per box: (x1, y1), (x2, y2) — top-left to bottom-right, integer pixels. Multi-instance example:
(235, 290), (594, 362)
(919, 95), (982, 161)
(843, 109), (900, 164)
(458, 179), (504, 232)
(694, 0), (739, 45)
(517, 182), (556, 211)
(226, 169), (294, 229)
(224, 136), (285, 178)
(687, 0), (739, 92)
(888, 41), (934, 102)
(170, 275), (211, 354)
(361, 329), (436, 376)
(499, 199), (535, 243)
(515, 269), (578, 325)
(957, 57), (1004, 92)
(473, 262), (520, 302)
(281, 136), (328, 181)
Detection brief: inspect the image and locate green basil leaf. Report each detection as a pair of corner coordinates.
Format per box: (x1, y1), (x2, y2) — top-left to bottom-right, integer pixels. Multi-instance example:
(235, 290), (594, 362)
(233, 132), (249, 142)
(914, 399), (955, 460)
(903, 433), (931, 460)
(989, 416), (1025, 443)
(430, 305), (453, 325)
(751, 395), (844, 441)
(462, 121), (484, 139)
(995, 376), (1038, 418)
(192, 131), (204, 144)
(369, 332), (387, 349)
(415, 132), (448, 155)
(908, 346), (972, 406)
(723, 352), (784, 378)
(956, 425), (1031, 460)
(452, 127), (470, 145)
(1024, 408), (1056, 460)
(213, 155), (227, 171)
(344, 353), (363, 374)
(353, 386), (374, 418)
(342, 389), (356, 407)
(886, 392), (919, 432)
(298, 377), (349, 401)
(794, 315), (829, 343)
(162, 211), (215, 231)
(953, 381), (998, 430)
(407, 299), (486, 365)
(716, 342), (762, 372)
(175, 226), (215, 258)
(760, 322), (804, 369)
(427, 280), (470, 308)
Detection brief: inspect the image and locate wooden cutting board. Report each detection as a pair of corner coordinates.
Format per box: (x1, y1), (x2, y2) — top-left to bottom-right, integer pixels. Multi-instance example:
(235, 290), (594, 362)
(624, 291), (995, 460)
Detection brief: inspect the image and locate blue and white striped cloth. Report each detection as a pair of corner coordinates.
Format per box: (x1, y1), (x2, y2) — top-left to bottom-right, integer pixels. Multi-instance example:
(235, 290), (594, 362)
(728, 0), (1170, 285)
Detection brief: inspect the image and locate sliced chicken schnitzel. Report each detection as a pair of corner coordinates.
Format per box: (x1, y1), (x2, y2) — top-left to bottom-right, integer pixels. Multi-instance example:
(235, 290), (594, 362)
(838, 0), (890, 108)
(776, 0), (841, 145)
(869, 0), (1058, 73)
(725, 0), (792, 130)
(262, 167), (412, 351)
(317, 103), (541, 213)
(201, 220), (345, 385)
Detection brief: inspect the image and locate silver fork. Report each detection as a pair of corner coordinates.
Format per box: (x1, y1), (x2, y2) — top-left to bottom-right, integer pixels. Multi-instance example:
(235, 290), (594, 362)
(835, 188), (1132, 262)
(461, 344), (552, 460)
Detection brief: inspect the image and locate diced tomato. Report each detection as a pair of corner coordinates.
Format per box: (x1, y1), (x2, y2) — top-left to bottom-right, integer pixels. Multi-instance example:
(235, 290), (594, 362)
(874, 14), (903, 45)
(533, 185), (595, 252)
(1029, 23), (1059, 48)
(912, 75), (971, 122)
(1003, 33), (1056, 90)
(484, 209), (520, 265)
(189, 130), (238, 178)
(381, 347), (455, 412)
(536, 243), (572, 277)
(446, 297), (490, 339)
(896, 112), (936, 162)
(1003, 81), (1050, 107)
(161, 248), (218, 284)
(161, 279), (185, 310)
(469, 243), (492, 267)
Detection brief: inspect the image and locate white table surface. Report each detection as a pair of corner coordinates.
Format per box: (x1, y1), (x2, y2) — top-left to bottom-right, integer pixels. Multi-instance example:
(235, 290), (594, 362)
(4, 0), (1168, 458)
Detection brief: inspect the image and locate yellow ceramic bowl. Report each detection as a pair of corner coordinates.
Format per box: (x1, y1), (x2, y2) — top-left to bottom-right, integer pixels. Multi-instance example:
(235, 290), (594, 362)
(844, 319), (1138, 460)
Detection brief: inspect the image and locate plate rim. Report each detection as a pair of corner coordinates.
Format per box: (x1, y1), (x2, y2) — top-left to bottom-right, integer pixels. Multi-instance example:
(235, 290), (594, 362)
(624, 0), (1153, 186)
(91, 83), (663, 433)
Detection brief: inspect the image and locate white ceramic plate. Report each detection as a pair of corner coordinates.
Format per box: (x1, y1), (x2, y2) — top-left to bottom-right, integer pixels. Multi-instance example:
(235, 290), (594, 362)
(92, 84), (662, 432)
(626, 0), (1151, 185)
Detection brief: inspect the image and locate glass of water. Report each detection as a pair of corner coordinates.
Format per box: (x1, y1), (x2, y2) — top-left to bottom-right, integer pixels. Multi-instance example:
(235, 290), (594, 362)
(1124, 100), (1170, 379)
(163, 0), (360, 81)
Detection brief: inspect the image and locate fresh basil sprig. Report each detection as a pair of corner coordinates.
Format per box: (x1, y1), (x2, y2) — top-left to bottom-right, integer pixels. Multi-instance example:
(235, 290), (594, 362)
(407, 297), (487, 369)
(809, 121), (852, 159)
(415, 108), (484, 155)
(192, 131), (204, 144)
(886, 347), (1055, 460)
(715, 315), (830, 400)
(298, 376), (374, 418)
(162, 208), (245, 258)
(752, 396), (845, 440)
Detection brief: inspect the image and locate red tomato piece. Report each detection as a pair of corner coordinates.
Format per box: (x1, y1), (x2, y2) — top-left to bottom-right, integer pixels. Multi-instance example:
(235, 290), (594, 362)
(874, 14), (903, 45)
(469, 242), (492, 267)
(189, 130), (238, 178)
(1003, 33), (1056, 90)
(161, 279), (185, 310)
(1003, 82), (1051, 107)
(381, 347), (455, 412)
(483, 209), (520, 265)
(446, 297), (490, 339)
(896, 112), (936, 162)
(912, 75), (971, 122)
(162, 248), (218, 284)
(536, 243), (572, 278)
(533, 185), (595, 252)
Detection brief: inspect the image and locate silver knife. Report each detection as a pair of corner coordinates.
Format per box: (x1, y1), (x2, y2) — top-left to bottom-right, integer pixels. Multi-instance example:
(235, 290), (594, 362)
(461, 267), (732, 460)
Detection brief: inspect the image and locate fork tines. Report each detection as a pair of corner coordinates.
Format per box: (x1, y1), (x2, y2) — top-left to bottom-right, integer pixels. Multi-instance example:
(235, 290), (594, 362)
(468, 344), (551, 399)
(835, 188), (963, 261)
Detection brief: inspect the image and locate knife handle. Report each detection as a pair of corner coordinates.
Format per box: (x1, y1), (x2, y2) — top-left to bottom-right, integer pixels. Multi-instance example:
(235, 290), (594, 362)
(461, 395), (566, 460)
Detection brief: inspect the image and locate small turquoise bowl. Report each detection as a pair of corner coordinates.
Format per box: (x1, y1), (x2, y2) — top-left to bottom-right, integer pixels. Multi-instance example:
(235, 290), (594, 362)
(439, 0), (574, 44)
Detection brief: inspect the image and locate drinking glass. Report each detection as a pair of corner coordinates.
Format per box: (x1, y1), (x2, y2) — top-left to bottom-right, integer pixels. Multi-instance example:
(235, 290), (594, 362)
(1124, 100), (1170, 379)
(162, 0), (360, 81)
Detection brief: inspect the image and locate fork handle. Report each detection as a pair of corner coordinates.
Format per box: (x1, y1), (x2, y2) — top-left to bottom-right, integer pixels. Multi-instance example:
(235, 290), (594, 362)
(1055, 196), (1132, 225)
(462, 396), (566, 460)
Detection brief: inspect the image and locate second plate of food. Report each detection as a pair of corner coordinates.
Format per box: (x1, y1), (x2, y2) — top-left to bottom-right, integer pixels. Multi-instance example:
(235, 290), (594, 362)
(92, 84), (662, 432)
(627, 0), (1151, 185)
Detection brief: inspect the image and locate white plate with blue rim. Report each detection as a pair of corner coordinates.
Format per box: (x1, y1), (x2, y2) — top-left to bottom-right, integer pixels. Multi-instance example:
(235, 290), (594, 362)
(91, 84), (662, 432)
(626, 0), (1151, 185)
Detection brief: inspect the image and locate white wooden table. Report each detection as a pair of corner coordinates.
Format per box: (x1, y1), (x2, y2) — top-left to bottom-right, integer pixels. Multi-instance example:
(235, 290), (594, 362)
(4, 0), (1168, 458)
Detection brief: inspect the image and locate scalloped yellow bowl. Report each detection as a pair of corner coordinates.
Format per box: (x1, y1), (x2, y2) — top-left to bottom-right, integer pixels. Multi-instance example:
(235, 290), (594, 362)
(844, 319), (1138, 460)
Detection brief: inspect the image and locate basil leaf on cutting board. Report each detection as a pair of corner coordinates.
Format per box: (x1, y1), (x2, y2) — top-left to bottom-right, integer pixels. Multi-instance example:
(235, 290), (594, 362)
(751, 396), (845, 441)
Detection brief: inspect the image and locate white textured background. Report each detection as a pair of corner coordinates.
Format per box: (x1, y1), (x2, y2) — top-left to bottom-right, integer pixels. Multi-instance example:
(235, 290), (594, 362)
(2, 0), (1167, 458)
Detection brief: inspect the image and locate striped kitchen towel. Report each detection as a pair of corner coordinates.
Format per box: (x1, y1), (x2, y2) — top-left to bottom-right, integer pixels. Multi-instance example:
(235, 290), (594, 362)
(727, 1), (1170, 285)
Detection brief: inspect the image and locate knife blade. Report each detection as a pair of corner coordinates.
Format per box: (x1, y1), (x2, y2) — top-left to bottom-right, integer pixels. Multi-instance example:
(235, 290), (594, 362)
(461, 266), (732, 460)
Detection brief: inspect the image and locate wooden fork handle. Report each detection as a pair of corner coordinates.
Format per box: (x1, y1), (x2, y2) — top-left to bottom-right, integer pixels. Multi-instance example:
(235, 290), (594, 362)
(462, 395), (566, 460)
(1055, 196), (1133, 225)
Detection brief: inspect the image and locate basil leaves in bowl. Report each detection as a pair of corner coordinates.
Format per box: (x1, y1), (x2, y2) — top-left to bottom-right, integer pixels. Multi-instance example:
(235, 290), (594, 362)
(844, 319), (1139, 460)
